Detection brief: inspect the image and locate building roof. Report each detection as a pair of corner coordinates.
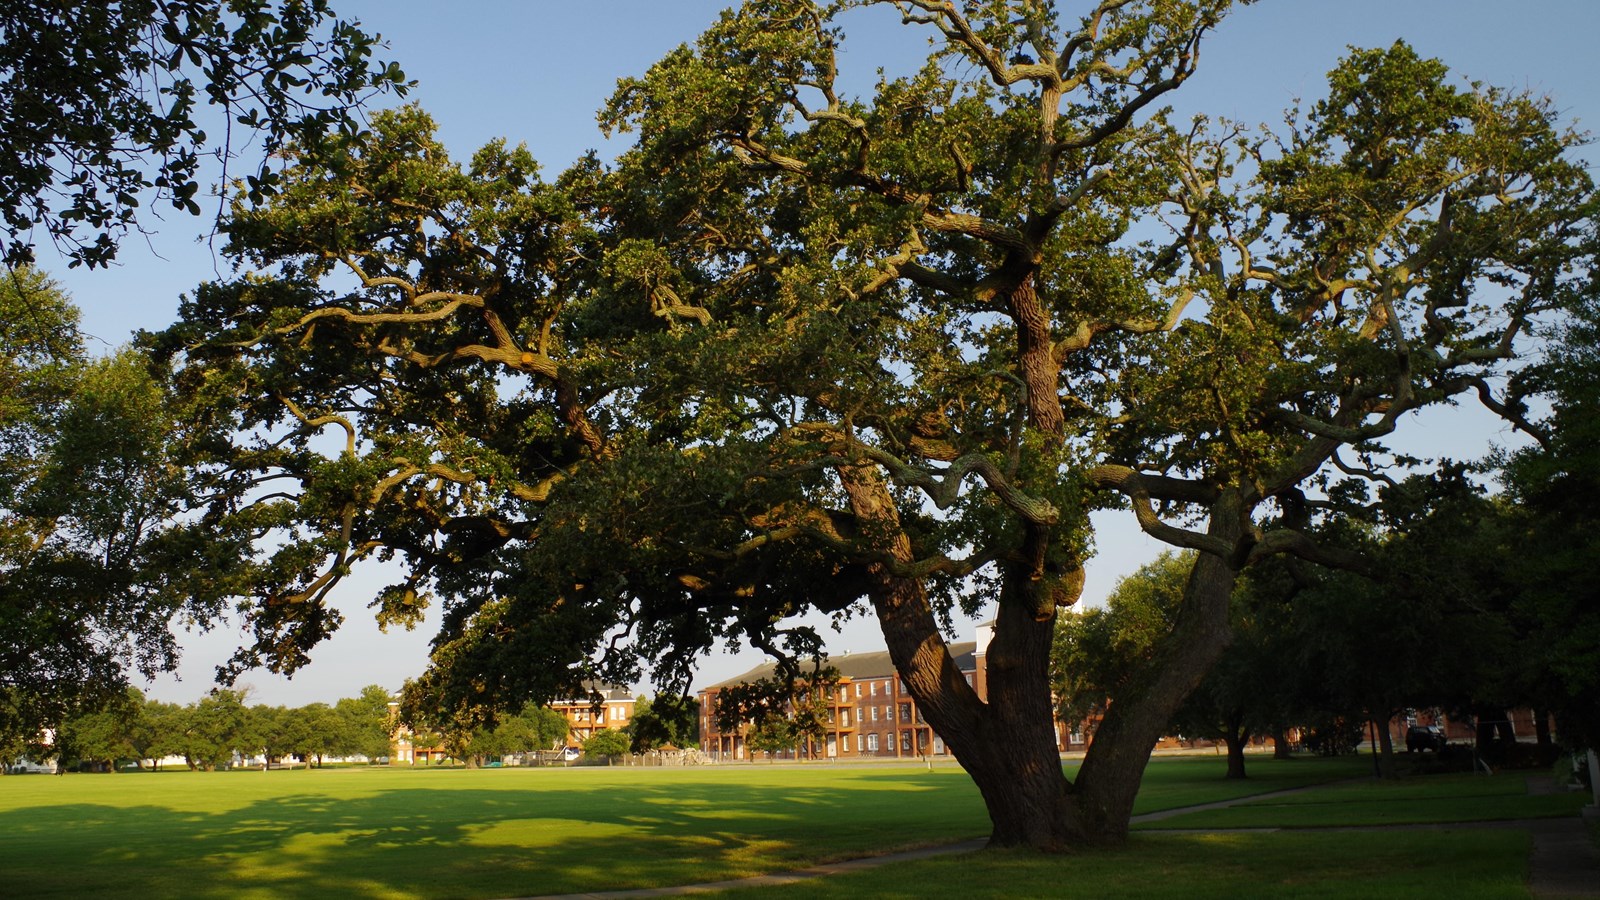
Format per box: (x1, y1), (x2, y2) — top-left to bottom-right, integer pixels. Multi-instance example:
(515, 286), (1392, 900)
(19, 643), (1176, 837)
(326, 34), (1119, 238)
(703, 642), (977, 692)
(551, 683), (634, 703)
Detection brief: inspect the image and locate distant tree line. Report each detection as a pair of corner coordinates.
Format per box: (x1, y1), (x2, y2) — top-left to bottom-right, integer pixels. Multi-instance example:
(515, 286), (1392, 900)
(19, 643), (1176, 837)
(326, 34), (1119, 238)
(3, 684), (396, 772)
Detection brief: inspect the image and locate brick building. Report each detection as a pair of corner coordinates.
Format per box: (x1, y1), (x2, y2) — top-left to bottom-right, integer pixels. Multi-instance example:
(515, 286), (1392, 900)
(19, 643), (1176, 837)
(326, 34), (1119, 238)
(549, 685), (636, 747)
(697, 642), (976, 760)
(699, 620), (1085, 760)
(389, 686), (636, 762)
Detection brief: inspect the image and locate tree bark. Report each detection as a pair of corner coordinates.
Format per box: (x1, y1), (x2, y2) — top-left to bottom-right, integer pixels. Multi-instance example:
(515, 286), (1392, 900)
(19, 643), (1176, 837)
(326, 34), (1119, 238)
(838, 463), (1076, 849)
(1223, 715), (1250, 780)
(1068, 488), (1246, 842)
(1006, 275), (1065, 437)
(1272, 728), (1293, 759)
(836, 468), (1250, 848)
(1374, 714), (1396, 779)
(1369, 711), (1395, 775)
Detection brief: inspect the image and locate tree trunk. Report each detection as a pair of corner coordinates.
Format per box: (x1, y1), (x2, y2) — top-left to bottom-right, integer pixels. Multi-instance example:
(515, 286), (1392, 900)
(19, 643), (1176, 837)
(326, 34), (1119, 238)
(1273, 728), (1293, 759)
(839, 463), (1076, 849)
(1374, 715), (1396, 779)
(1069, 489), (1246, 842)
(1223, 716), (1250, 780)
(838, 461), (1249, 847)
(1533, 707), (1552, 749)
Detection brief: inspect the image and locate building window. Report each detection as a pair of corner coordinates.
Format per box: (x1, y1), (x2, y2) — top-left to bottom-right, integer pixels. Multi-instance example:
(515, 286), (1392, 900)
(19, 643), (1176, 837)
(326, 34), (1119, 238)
(964, 673), (973, 685)
(871, 706), (879, 722)
(870, 681), (878, 697)
(866, 733), (879, 752)
(842, 734), (851, 752)
(900, 731), (912, 752)
(899, 703), (911, 722)
(841, 709), (851, 727)
(854, 682), (862, 698)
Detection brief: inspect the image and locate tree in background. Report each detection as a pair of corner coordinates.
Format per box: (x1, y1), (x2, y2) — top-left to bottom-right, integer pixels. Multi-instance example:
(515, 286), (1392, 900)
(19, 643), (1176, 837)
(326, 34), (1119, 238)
(0, 269), (214, 751)
(151, 1), (1595, 848)
(1500, 290), (1600, 753)
(176, 689), (250, 770)
(139, 699), (189, 770)
(335, 684), (398, 761)
(1052, 552), (1291, 779)
(0, 0), (408, 269)
(501, 705), (571, 753)
(581, 728), (630, 763)
(628, 694), (698, 752)
(295, 702), (344, 766)
(56, 688), (143, 772)
(1052, 553), (1192, 730)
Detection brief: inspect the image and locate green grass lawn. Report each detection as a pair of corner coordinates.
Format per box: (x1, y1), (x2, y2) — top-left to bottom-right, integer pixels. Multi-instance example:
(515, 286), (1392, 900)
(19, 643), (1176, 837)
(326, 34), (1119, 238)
(6, 763), (982, 899)
(1139, 769), (1589, 830)
(0, 755), (1560, 899)
(715, 830), (1533, 899)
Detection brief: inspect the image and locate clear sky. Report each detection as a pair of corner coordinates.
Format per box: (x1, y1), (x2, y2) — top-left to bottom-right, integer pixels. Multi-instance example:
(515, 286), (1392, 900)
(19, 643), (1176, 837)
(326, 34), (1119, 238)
(33, 0), (1599, 706)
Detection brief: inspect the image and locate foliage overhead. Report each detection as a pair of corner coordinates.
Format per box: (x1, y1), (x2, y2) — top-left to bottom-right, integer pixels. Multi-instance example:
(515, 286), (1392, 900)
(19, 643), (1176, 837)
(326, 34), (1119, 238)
(0, 0), (409, 269)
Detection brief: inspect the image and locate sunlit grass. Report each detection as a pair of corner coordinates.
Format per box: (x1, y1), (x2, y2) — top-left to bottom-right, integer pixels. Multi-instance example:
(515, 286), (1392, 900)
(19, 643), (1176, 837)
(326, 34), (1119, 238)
(2, 763), (982, 898)
(0, 754), (1530, 899)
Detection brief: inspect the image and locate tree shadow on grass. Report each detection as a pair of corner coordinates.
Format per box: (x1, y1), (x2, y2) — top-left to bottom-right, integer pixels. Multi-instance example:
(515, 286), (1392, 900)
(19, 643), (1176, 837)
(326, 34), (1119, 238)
(0, 770), (988, 899)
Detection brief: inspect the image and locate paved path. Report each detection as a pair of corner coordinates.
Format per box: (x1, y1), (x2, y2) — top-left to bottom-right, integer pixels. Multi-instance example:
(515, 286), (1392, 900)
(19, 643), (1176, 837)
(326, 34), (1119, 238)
(507, 777), (1600, 899)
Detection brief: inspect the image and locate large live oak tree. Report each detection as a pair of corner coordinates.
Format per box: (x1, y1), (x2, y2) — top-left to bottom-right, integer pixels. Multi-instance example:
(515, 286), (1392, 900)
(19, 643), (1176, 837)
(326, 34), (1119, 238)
(150, 1), (1594, 848)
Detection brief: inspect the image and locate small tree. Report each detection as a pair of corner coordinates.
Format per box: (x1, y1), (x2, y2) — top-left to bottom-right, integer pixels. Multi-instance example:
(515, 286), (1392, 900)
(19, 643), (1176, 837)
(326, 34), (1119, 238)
(581, 728), (631, 764)
(58, 691), (142, 772)
(335, 685), (398, 762)
(628, 694), (699, 752)
(179, 690), (250, 771)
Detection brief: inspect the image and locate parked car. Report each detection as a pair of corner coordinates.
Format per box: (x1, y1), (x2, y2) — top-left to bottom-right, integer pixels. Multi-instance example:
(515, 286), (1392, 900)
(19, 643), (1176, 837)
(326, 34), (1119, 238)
(561, 746), (581, 762)
(1406, 724), (1447, 753)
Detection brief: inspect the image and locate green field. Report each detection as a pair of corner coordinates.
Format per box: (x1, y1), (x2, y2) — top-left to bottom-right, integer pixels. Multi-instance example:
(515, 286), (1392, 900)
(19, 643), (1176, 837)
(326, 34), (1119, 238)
(714, 830), (1534, 899)
(0, 756), (1567, 898)
(1139, 769), (1589, 830)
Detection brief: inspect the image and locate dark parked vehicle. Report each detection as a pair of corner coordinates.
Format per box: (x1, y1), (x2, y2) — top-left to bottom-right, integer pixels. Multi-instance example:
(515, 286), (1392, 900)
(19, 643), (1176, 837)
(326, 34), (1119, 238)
(1406, 724), (1447, 753)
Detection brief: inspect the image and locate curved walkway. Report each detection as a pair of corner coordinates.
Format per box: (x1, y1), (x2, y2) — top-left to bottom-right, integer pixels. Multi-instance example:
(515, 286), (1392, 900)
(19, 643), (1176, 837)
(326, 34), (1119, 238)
(509, 777), (1600, 900)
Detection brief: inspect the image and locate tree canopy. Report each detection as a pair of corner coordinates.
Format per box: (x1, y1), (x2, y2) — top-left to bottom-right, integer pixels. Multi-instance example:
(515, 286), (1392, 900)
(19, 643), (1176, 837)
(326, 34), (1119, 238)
(150, 0), (1595, 848)
(0, 0), (408, 268)
(0, 270), (217, 746)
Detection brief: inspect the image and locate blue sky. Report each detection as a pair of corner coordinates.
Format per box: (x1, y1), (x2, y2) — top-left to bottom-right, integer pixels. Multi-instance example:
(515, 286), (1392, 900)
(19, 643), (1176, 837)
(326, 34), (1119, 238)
(35, 0), (1599, 706)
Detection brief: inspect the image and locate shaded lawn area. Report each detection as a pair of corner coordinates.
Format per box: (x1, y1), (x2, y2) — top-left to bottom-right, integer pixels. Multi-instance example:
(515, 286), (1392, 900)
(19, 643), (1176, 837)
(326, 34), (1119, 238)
(716, 830), (1532, 899)
(0, 755), (1364, 899)
(1139, 771), (1589, 830)
(1126, 754), (1365, 815)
